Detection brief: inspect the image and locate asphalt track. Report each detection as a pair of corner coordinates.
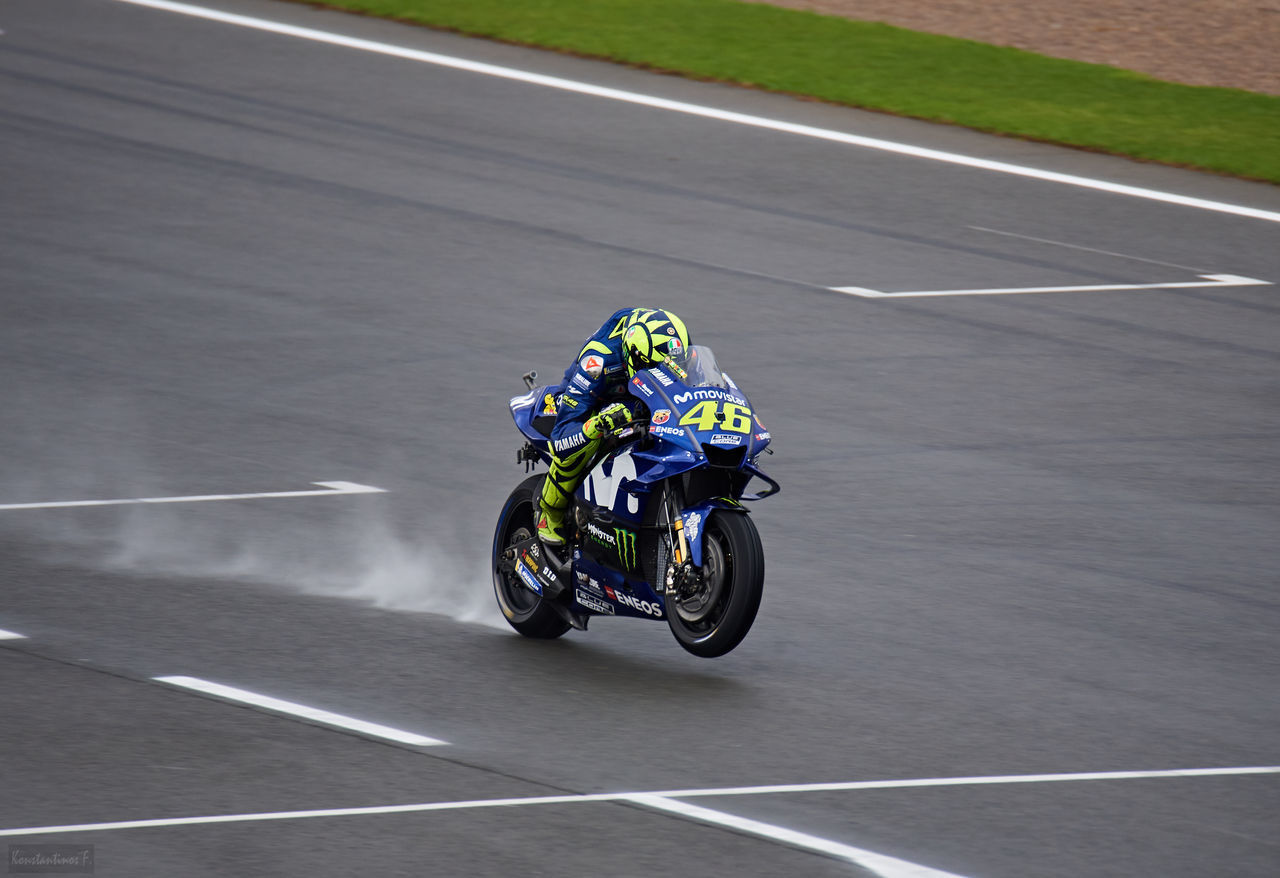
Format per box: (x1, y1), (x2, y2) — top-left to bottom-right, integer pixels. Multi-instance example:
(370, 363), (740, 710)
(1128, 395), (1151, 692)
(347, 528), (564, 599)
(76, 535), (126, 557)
(2, 1), (1279, 875)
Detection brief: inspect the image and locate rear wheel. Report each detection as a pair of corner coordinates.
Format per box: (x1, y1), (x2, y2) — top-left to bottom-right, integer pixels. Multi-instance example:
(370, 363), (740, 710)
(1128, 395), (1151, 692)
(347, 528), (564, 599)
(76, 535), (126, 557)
(492, 474), (571, 639)
(667, 511), (764, 657)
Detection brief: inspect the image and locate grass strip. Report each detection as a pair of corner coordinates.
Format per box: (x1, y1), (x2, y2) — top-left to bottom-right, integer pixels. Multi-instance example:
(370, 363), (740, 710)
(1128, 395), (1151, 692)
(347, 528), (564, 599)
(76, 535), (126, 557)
(292, 0), (1280, 183)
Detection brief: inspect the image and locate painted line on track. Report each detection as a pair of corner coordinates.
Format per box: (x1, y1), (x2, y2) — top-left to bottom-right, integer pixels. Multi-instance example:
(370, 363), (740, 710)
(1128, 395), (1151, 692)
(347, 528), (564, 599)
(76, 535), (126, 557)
(967, 226), (1211, 272)
(3, 765), (1275, 837)
(0, 481), (386, 511)
(0, 628), (28, 640)
(641, 765), (1280, 798)
(111, 0), (1280, 225)
(627, 794), (967, 878)
(153, 676), (447, 746)
(832, 273), (1272, 299)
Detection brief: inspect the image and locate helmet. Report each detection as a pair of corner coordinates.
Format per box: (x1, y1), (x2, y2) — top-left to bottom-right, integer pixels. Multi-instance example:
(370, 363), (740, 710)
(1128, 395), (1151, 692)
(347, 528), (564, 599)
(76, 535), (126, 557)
(622, 309), (690, 376)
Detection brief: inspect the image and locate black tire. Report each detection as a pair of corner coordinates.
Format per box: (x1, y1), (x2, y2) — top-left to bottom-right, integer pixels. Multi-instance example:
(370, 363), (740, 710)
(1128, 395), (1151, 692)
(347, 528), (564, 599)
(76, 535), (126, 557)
(492, 474), (571, 639)
(667, 511), (764, 658)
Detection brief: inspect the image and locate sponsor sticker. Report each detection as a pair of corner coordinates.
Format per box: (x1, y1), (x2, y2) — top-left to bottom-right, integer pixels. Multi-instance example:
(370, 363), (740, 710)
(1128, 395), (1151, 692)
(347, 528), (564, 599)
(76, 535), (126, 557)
(586, 522), (616, 546)
(614, 527), (638, 569)
(614, 591), (663, 617)
(554, 433), (588, 453)
(651, 425), (683, 437)
(571, 374), (590, 390)
(576, 590), (615, 615)
(754, 431), (771, 441)
(516, 562), (542, 595)
(710, 433), (741, 446)
(653, 370), (674, 387)
(651, 409), (671, 424)
(580, 354), (604, 378)
(684, 511), (701, 543)
(542, 393), (558, 414)
(673, 389), (747, 406)
(577, 575), (605, 596)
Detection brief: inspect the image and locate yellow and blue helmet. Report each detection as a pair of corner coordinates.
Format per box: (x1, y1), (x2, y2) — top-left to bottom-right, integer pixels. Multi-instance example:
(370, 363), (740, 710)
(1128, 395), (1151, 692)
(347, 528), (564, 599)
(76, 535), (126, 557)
(621, 308), (690, 376)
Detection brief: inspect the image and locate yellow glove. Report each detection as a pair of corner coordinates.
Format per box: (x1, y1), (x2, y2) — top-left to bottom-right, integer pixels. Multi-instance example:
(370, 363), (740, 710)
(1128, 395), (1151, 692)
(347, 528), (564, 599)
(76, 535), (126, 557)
(583, 402), (633, 439)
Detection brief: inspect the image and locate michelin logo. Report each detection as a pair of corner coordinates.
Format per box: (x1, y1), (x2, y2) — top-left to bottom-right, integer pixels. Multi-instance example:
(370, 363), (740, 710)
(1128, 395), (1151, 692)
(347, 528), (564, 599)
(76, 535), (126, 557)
(516, 563), (542, 595)
(684, 511), (701, 543)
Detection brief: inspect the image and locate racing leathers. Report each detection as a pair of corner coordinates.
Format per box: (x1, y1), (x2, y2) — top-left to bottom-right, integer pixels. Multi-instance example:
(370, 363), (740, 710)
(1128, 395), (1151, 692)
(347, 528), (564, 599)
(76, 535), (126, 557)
(536, 307), (645, 546)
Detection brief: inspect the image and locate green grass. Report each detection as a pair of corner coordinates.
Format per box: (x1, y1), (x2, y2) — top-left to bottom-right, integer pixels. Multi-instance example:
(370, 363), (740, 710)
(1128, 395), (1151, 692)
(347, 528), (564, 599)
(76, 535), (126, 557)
(294, 0), (1280, 183)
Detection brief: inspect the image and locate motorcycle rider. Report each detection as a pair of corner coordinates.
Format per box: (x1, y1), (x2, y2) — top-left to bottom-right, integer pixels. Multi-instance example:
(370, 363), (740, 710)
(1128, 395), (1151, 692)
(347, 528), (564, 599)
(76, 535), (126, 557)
(536, 307), (691, 548)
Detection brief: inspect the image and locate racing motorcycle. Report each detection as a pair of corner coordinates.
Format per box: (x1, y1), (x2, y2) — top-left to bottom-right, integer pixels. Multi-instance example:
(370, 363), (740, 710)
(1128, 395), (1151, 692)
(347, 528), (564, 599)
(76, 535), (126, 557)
(492, 345), (778, 657)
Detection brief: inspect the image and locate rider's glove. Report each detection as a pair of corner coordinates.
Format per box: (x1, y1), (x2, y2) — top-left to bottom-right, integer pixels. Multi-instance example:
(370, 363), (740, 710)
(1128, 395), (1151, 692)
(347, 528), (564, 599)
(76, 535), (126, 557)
(583, 402), (633, 440)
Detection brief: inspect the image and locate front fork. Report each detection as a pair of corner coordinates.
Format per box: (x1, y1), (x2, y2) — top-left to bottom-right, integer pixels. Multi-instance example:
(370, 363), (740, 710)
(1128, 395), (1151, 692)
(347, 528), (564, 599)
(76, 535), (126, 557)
(661, 487), (698, 596)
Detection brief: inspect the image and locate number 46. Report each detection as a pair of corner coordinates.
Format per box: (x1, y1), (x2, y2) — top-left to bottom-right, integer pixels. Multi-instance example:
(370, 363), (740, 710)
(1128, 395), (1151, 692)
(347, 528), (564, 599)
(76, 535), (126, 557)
(678, 401), (752, 433)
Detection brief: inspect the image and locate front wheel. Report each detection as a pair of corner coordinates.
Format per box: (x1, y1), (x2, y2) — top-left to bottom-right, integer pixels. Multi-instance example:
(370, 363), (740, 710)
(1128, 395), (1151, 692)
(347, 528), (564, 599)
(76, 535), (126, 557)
(492, 474), (571, 639)
(667, 511), (764, 658)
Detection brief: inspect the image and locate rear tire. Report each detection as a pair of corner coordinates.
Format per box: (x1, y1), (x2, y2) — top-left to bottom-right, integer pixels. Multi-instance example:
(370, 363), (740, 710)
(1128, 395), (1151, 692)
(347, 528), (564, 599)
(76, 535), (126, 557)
(492, 474), (571, 639)
(667, 511), (764, 657)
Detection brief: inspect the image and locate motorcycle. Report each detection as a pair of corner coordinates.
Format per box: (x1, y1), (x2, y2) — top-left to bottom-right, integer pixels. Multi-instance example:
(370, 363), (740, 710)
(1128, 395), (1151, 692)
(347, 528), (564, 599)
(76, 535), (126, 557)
(492, 344), (779, 657)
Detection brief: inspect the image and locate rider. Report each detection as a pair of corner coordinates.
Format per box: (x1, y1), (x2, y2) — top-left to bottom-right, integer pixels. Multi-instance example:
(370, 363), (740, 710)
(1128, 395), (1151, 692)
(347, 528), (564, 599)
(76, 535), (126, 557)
(536, 307), (691, 548)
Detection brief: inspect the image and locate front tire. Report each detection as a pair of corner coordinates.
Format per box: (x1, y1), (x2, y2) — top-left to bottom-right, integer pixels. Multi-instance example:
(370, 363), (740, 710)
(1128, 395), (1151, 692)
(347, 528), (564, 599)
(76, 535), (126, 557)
(667, 511), (764, 657)
(492, 474), (571, 639)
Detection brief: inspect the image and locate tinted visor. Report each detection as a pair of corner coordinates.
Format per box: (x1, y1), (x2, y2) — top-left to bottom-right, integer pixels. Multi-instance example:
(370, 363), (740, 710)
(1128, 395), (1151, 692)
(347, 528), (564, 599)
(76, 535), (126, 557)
(626, 327), (686, 372)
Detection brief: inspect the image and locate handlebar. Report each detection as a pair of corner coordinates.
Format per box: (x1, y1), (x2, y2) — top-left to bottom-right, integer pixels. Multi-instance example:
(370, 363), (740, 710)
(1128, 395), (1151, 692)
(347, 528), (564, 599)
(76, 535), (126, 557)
(603, 420), (649, 450)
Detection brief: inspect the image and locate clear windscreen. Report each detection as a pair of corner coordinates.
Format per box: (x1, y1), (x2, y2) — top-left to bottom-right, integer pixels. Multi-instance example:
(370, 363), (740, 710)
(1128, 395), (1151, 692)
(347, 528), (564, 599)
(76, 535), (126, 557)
(664, 344), (728, 389)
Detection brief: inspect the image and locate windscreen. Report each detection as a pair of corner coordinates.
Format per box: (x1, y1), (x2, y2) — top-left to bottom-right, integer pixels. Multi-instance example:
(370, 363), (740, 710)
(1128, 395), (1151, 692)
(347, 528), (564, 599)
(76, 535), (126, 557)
(665, 344), (728, 389)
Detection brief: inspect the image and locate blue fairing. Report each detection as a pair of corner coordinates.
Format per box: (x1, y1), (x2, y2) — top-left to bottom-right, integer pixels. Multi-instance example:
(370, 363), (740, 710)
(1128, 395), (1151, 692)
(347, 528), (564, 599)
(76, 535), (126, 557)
(508, 385), (562, 461)
(507, 346), (776, 621)
(571, 551), (666, 620)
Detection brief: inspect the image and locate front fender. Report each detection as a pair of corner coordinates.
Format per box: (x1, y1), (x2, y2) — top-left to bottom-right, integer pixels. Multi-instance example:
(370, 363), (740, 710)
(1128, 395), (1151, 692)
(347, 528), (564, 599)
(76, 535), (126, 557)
(680, 499), (748, 568)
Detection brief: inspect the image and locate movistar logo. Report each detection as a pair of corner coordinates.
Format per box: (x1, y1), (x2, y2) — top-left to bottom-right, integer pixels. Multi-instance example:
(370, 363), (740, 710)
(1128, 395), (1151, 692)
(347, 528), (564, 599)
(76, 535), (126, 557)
(673, 389), (746, 406)
(614, 527), (638, 569)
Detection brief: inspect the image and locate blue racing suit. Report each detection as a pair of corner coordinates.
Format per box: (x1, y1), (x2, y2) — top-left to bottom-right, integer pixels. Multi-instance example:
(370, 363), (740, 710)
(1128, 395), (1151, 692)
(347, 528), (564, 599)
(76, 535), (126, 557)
(539, 307), (644, 524)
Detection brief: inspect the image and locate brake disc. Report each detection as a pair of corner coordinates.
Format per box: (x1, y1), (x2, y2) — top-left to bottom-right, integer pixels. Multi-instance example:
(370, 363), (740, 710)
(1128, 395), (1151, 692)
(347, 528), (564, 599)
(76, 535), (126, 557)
(675, 532), (727, 623)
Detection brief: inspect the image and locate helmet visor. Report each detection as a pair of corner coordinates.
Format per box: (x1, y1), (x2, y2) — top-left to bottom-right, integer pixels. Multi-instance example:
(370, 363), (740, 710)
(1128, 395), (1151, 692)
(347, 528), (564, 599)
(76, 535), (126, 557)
(630, 335), (684, 372)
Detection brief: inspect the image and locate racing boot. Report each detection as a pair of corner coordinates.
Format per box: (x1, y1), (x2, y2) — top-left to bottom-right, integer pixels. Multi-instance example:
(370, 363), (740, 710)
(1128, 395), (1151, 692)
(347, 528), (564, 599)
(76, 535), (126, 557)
(535, 502), (567, 547)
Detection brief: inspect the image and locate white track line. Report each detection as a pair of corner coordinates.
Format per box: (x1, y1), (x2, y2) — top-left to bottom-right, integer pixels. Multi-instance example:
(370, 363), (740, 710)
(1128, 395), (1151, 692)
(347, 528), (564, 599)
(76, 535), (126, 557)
(0, 628), (27, 640)
(643, 765), (1280, 798)
(833, 273), (1271, 298)
(967, 226), (1209, 272)
(0, 481), (385, 511)
(2, 765), (1274, 838)
(628, 795), (968, 878)
(111, 0), (1280, 225)
(154, 676), (447, 746)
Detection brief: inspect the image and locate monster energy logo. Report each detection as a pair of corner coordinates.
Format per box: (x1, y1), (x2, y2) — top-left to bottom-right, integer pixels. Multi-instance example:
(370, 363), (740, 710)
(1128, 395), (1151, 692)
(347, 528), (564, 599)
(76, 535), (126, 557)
(586, 522), (638, 569)
(614, 527), (637, 569)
